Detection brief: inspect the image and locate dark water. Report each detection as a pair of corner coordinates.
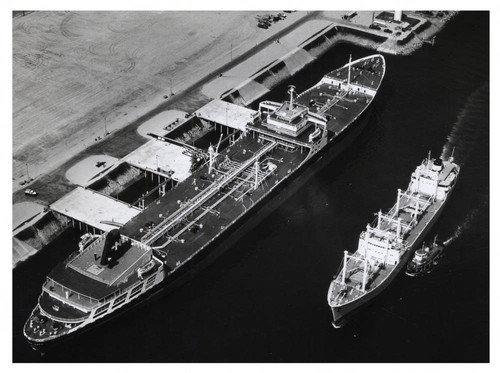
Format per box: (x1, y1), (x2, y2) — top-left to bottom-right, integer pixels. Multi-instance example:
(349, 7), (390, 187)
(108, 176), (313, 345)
(13, 12), (489, 362)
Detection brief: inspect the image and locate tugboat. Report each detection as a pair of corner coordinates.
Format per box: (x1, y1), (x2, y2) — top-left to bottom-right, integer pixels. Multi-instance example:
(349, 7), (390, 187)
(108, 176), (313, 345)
(405, 237), (444, 276)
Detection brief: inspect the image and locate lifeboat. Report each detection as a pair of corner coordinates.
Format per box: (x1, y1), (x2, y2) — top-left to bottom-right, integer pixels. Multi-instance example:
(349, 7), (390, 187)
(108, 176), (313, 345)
(137, 259), (156, 279)
(78, 233), (97, 251)
(309, 127), (322, 142)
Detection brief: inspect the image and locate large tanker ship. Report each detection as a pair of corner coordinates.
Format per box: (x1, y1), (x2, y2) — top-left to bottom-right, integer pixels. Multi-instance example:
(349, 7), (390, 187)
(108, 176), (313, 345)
(327, 153), (460, 327)
(24, 54), (385, 346)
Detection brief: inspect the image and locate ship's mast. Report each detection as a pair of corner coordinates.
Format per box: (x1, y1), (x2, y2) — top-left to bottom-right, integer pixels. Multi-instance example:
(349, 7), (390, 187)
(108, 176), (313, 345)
(288, 85), (296, 111)
(347, 54), (352, 91)
(412, 200), (419, 219)
(208, 145), (215, 174)
(254, 161), (259, 190)
(361, 257), (368, 292)
(208, 133), (223, 174)
(342, 250), (348, 285)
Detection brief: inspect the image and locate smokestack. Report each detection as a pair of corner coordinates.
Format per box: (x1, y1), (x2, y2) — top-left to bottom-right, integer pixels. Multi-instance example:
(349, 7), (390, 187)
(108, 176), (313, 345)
(394, 11), (402, 22)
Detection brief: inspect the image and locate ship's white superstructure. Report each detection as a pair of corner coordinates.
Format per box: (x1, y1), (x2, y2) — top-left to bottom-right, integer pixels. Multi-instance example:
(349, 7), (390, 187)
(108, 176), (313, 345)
(327, 153), (459, 326)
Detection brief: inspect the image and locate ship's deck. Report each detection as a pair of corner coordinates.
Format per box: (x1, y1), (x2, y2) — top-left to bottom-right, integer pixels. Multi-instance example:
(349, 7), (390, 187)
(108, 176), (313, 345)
(121, 133), (308, 270)
(44, 130), (307, 308)
(39, 291), (88, 321)
(67, 237), (151, 286)
(330, 192), (446, 306)
(44, 237), (156, 310)
(298, 86), (373, 134)
(330, 259), (396, 306)
(296, 55), (385, 135)
(250, 55), (384, 145)
(325, 55), (385, 89)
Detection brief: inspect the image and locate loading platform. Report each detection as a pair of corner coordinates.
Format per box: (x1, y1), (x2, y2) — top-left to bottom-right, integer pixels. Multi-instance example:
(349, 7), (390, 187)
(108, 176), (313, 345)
(196, 99), (258, 131)
(122, 140), (192, 182)
(50, 187), (142, 232)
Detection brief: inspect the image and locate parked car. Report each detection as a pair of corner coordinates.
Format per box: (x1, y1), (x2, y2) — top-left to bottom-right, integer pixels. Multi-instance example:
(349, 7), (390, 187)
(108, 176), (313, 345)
(25, 188), (37, 196)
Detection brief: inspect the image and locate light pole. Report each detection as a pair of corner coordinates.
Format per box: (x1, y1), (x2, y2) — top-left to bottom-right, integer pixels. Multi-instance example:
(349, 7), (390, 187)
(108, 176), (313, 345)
(104, 115), (107, 137)
(26, 163), (30, 181)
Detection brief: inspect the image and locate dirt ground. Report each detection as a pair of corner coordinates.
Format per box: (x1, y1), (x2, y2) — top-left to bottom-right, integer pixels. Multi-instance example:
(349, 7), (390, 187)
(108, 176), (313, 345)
(13, 11), (308, 192)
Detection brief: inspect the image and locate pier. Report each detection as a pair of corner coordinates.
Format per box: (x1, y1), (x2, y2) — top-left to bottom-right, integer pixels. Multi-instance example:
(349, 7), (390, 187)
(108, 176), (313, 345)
(50, 187), (142, 234)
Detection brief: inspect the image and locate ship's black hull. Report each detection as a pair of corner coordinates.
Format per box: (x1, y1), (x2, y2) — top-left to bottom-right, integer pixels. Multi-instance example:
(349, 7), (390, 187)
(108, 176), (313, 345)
(29, 91), (377, 351)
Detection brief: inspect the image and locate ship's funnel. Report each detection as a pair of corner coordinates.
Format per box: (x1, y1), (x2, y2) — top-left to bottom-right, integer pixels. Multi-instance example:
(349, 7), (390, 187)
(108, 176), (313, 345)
(431, 158), (443, 172)
(100, 229), (122, 266)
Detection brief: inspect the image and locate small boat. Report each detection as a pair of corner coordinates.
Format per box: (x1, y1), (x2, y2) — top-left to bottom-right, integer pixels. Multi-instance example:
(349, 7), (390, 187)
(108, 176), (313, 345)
(137, 259), (156, 279)
(309, 127), (322, 142)
(405, 237), (444, 276)
(24, 188), (37, 196)
(78, 233), (97, 251)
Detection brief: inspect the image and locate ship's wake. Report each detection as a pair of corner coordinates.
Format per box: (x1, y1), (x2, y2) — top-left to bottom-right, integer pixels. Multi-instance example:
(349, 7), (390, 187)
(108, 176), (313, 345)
(441, 82), (489, 165)
(443, 196), (488, 247)
(440, 82), (489, 247)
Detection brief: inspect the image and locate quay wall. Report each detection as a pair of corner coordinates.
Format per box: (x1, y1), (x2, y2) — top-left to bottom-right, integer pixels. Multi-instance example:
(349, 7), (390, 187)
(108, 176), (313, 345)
(13, 163), (141, 268)
(222, 24), (388, 106)
(87, 162), (141, 197)
(13, 211), (68, 266)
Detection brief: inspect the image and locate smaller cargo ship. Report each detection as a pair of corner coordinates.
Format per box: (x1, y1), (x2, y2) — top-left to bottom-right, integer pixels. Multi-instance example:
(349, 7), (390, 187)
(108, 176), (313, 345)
(405, 237), (444, 276)
(327, 153), (459, 327)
